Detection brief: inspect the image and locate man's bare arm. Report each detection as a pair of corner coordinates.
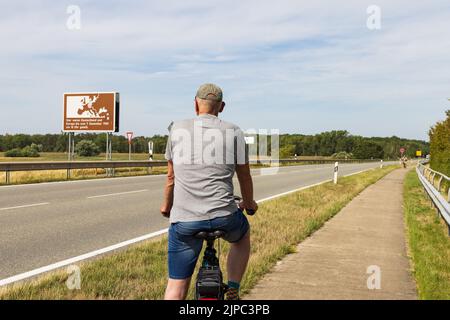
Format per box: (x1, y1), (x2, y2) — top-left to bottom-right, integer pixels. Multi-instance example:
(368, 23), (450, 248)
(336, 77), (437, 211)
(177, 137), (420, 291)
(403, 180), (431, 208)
(235, 163), (258, 214)
(160, 160), (174, 217)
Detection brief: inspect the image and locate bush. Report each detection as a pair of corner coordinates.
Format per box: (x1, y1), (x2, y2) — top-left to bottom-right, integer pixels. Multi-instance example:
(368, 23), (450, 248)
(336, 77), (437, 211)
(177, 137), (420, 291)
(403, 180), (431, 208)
(4, 148), (24, 157)
(75, 140), (101, 157)
(21, 145), (40, 157)
(279, 144), (296, 159)
(429, 110), (450, 177)
(4, 144), (40, 157)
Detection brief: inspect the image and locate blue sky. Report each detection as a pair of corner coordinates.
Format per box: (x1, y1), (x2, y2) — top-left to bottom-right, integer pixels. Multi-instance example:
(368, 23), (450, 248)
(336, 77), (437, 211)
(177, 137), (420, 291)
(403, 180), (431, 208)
(1, 0), (450, 141)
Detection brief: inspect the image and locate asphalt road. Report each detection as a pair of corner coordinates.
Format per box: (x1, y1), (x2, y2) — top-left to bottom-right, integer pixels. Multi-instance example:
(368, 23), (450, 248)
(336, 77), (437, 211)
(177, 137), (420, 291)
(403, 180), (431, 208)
(0, 162), (393, 280)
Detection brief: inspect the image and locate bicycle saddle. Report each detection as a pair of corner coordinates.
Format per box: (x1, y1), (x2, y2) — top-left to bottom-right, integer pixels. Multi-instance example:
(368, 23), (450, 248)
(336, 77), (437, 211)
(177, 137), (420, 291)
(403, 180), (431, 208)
(194, 230), (226, 240)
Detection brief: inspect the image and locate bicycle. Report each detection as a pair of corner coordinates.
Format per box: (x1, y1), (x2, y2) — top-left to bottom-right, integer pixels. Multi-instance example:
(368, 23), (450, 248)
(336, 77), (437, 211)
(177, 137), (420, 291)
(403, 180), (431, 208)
(194, 196), (255, 300)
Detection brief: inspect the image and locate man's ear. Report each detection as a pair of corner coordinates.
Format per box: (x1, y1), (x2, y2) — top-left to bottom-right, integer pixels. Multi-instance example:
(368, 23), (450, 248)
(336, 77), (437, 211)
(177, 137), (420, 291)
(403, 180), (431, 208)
(195, 98), (199, 115)
(218, 101), (225, 113)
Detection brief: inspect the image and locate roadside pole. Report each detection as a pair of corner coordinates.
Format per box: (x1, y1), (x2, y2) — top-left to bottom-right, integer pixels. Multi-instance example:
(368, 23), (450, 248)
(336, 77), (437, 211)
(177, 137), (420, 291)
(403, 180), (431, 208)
(334, 162), (339, 184)
(127, 132), (133, 174)
(380, 160), (384, 169)
(106, 133), (113, 177)
(67, 132), (74, 180)
(148, 140), (154, 174)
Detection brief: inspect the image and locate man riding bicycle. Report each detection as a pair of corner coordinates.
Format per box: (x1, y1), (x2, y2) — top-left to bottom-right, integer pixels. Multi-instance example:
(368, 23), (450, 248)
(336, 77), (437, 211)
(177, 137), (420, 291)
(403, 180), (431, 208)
(160, 83), (258, 300)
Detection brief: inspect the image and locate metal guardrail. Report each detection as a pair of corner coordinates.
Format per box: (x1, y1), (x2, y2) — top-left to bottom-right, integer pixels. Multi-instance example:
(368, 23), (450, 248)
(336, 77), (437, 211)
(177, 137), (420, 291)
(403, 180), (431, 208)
(416, 162), (450, 235)
(0, 160), (168, 184)
(0, 158), (381, 185)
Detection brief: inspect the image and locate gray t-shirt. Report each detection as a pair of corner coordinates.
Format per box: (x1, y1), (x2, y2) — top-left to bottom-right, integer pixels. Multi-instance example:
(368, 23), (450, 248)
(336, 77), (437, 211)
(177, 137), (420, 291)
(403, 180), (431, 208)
(165, 113), (248, 223)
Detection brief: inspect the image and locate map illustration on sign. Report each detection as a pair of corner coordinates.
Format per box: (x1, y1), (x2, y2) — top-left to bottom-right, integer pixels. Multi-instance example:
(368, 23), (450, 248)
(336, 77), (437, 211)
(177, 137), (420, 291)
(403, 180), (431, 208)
(63, 92), (119, 132)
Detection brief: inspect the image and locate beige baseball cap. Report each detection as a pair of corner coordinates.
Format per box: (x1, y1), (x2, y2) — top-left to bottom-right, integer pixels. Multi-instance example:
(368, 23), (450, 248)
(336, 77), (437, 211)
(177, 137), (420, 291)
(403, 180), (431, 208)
(196, 83), (223, 102)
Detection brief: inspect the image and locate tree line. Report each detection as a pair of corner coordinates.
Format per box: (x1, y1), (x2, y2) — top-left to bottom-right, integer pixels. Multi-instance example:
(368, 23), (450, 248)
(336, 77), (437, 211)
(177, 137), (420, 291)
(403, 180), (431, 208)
(0, 130), (429, 160)
(0, 133), (168, 155)
(429, 110), (450, 176)
(278, 130), (429, 159)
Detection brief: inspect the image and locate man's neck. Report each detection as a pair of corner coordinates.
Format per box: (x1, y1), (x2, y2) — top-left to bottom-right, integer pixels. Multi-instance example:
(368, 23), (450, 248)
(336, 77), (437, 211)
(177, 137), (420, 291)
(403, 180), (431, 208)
(198, 111), (218, 117)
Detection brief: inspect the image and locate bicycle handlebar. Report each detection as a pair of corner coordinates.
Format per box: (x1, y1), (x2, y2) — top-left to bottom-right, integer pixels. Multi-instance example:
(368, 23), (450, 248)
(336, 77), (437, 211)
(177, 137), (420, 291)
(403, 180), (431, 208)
(234, 196), (256, 216)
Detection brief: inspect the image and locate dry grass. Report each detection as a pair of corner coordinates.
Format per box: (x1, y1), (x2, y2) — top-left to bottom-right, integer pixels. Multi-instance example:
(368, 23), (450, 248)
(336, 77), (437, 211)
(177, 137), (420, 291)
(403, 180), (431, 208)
(0, 152), (168, 185)
(0, 166), (397, 300)
(0, 167), (168, 185)
(0, 152), (165, 162)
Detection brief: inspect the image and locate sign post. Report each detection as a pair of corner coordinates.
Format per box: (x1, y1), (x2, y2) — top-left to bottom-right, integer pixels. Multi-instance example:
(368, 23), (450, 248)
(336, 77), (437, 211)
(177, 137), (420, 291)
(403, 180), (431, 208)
(67, 132), (75, 179)
(67, 132), (75, 161)
(126, 132), (133, 161)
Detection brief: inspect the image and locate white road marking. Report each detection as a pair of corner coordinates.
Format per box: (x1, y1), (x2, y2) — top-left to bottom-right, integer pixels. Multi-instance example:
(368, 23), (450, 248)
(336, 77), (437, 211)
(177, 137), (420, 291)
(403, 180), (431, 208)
(0, 202), (50, 212)
(0, 228), (169, 287)
(87, 189), (149, 199)
(343, 169), (368, 177)
(256, 180), (332, 203)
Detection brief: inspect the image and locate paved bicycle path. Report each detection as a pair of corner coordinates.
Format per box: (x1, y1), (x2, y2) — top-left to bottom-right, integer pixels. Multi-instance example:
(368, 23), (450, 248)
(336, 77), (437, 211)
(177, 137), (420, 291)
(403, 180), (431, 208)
(245, 169), (417, 300)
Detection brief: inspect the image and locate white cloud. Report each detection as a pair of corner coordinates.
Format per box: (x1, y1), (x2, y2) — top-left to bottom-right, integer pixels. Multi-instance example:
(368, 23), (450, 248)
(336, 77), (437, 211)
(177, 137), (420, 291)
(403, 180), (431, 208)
(0, 0), (449, 139)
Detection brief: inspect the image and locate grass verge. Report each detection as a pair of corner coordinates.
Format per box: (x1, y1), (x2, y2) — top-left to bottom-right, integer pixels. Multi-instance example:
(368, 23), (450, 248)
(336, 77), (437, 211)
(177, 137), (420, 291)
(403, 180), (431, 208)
(404, 170), (450, 299)
(0, 165), (397, 300)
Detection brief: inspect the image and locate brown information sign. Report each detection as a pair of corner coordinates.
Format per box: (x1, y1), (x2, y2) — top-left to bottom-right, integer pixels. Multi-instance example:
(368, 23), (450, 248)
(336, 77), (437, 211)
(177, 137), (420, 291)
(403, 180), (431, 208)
(63, 92), (119, 132)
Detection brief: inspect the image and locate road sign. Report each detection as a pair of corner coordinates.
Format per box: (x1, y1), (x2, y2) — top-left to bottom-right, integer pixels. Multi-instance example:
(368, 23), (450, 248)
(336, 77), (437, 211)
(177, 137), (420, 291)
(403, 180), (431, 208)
(400, 147), (406, 155)
(126, 132), (133, 144)
(416, 150), (422, 157)
(63, 92), (119, 132)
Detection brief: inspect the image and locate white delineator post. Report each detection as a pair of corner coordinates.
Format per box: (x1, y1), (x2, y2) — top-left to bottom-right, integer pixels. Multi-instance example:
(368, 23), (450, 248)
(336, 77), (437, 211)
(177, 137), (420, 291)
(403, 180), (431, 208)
(380, 160), (384, 169)
(334, 162), (339, 184)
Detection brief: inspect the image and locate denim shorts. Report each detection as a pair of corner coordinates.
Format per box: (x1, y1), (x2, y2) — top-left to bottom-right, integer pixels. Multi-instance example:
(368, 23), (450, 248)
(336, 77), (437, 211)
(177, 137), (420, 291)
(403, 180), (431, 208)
(168, 210), (250, 280)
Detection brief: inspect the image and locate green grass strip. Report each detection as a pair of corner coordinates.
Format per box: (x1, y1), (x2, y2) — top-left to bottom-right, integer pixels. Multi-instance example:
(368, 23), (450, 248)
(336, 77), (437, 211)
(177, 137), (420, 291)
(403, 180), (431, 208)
(404, 170), (450, 299)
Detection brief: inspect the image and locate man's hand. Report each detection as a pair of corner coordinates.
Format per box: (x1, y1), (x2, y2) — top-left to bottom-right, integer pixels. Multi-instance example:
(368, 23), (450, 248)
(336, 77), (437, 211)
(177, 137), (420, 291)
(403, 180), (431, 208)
(239, 200), (258, 215)
(236, 163), (257, 215)
(160, 202), (171, 218)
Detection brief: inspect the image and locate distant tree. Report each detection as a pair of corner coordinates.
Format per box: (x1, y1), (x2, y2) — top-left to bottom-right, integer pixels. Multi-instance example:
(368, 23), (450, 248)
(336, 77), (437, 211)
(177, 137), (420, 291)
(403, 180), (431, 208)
(0, 131), (429, 160)
(280, 144), (296, 158)
(429, 110), (450, 176)
(352, 141), (384, 159)
(75, 140), (100, 157)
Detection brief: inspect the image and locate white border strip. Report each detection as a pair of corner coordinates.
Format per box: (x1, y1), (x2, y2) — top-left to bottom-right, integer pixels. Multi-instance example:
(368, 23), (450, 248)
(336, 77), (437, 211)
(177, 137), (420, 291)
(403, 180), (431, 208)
(257, 179), (331, 203)
(0, 202), (50, 212)
(87, 189), (149, 199)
